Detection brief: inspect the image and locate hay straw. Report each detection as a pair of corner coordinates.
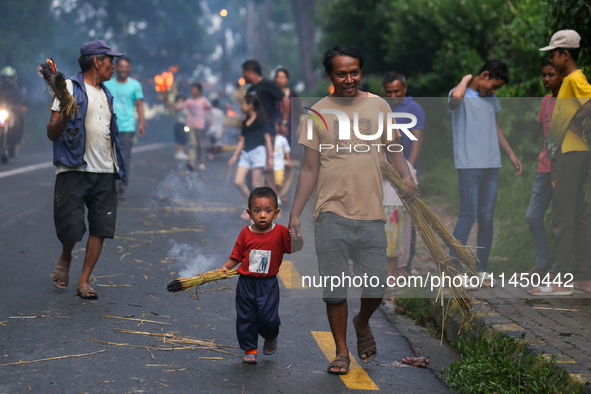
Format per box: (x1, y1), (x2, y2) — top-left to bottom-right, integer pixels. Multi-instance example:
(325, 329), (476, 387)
(0, 349), (104, 367)
(114, 328), (240, 349)
(166, 269), (239, 293)
(380, 159), (473, 311)
(38, 59), (78, 119)
(103, 315), (170, 325)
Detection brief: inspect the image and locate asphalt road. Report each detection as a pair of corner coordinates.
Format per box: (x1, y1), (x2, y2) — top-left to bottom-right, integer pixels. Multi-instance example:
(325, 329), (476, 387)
(0, 143), (453, 394)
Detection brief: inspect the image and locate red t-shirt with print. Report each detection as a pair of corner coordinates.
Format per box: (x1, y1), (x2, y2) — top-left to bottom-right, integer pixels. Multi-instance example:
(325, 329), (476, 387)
(537, 95), (556, 173)
(229, 224), (292, 277)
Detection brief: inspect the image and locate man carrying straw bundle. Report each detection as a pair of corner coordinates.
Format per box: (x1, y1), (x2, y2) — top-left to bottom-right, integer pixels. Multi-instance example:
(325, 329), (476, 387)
(289, 45), (418, 375)
(46, 40), (126, 299)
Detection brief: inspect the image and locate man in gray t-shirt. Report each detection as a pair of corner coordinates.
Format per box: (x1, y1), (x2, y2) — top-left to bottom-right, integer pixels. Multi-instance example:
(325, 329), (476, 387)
(448, 60), (522, 287)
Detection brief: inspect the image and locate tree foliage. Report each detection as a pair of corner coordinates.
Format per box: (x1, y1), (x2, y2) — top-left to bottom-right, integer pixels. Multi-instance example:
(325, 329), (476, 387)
(0, 0), (54, 71)
(319, 0), (550, 97)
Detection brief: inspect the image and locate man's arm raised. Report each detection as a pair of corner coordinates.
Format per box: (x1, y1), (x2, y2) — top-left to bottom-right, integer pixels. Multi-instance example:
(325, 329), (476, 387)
(449, 74), (473, 111)
(288, 146), (320, 239)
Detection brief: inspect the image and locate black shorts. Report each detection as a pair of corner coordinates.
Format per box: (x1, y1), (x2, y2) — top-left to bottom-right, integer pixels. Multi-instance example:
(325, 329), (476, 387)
(174, 123), (188, 145)
(54, 171), (117, 244)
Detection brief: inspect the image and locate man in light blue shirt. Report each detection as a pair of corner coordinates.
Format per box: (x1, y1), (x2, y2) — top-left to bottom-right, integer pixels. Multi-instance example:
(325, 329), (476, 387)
(104, 56), (145, 197)
(448, 60), (522, 287)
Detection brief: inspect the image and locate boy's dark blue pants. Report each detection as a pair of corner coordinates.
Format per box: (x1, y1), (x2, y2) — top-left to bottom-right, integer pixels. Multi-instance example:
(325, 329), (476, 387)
(236, 275), (281, 351)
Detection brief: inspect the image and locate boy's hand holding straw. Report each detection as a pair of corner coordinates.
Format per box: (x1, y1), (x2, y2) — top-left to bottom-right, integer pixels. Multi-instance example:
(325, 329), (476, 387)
(38, 59), (78, 120)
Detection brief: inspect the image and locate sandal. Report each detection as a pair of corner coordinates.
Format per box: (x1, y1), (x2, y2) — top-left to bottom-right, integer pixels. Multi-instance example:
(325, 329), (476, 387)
(242, 352), (257, 364)
(52, 265), (69, 289)
(327, 355), (350, 375)
(263, 337), (277, 355)
(76, 284), (98, 299)
(528, 285), (572, 296)
(353, 315), (377, 363)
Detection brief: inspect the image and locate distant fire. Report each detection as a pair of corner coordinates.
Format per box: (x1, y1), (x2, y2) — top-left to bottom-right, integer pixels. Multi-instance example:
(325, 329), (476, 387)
(168, 65), (179, 73)
(154, 71), (174, 92)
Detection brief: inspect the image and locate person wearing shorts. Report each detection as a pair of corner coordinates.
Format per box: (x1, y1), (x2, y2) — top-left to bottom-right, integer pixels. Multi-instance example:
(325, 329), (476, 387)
(289, 45), (418, 375)
(46, 40), (126, 300)
(229, 94), (273, 220)
(383, 159), (417, 281)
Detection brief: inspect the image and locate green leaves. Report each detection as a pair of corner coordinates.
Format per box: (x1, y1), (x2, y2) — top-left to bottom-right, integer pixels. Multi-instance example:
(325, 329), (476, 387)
(442, 334), (577, 393)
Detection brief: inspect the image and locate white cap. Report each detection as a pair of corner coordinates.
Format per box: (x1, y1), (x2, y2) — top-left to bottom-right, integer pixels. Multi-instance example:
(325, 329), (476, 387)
(540, 30), (581, 51)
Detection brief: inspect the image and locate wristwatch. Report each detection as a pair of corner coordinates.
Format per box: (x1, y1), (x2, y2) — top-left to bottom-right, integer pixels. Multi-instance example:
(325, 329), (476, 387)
(281, 120), (288, 125)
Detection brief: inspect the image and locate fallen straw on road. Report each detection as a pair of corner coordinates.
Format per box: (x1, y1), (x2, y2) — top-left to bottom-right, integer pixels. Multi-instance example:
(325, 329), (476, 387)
(114, 328), (240, 350)
(0, 349), (104, 367)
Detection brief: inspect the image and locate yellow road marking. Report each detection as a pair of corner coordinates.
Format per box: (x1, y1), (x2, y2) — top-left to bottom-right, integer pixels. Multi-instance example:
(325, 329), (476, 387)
(311, 331), (379, 391)
(278, 260), (308, 289)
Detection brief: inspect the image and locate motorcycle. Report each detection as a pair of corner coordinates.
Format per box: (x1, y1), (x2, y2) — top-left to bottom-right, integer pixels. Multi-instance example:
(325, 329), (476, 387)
(0, 105), (14, 164)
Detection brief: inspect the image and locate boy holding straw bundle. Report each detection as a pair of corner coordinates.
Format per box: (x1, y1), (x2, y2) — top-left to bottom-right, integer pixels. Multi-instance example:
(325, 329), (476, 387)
(220, 187), (302, 364)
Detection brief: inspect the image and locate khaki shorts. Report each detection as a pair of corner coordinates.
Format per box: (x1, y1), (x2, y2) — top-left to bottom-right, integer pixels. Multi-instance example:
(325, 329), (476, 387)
(314, 211), (387, 303)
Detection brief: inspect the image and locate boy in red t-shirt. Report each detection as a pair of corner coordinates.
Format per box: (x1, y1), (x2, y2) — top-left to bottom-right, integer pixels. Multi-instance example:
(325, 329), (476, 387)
(524, 58), (562, 277)
(220, 187), (303, 364)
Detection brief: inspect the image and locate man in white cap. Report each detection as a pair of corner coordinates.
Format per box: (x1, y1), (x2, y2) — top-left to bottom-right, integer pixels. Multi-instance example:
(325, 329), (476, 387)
(530, 30), (591, 296)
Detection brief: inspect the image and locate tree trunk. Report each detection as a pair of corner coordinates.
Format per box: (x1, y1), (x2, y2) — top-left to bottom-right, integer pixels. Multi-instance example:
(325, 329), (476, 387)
(256, 0), (272, 69)
(246, 0), (257, 59)
(291, 0), (316, 92)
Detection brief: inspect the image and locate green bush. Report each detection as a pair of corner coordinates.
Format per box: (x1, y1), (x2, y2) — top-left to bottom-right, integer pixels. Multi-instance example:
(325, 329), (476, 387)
(442, 334), (577, 394)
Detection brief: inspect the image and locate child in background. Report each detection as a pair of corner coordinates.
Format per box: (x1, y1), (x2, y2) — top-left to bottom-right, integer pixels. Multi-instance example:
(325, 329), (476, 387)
(448, 59), (522, 289)
(173, 95), (189, 160)
(383, 159), (417, 285)
(530, 29), (591, 295)
(524, 58), (562, 277)
(208, 99), (225, 160)
(229, 95), (274, 221)
(273, 127), (291, 204)
(220, 187), (303, 364)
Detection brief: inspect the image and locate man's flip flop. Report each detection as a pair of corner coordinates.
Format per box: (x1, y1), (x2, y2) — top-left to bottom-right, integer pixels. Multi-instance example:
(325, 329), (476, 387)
(76, 284), (98, 299)
(263, 337), (277, 355)
(327, 355), (350, 375)
(52, 265), (69, 289)
(530, 286), (573, 296)
(242, 353), (257, 364)
(353, 316), (377, 363)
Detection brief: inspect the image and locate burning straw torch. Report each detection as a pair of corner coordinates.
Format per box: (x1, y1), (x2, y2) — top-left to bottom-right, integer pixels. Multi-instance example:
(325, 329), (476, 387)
(38, 59), (77, 119)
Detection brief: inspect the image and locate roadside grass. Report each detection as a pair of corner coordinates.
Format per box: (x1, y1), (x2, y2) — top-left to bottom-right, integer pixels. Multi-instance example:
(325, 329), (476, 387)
(441, 334), (579, 394)
(394, 286), (439, 334)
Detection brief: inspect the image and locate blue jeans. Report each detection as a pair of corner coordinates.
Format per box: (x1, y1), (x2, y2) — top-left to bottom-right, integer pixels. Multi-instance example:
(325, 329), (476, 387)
(450, 168), (499, 272)
(525, 172), (552, 270)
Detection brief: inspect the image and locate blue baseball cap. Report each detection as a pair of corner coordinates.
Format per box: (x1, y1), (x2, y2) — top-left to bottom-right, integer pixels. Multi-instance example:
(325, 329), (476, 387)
(80, 40), (122, 57)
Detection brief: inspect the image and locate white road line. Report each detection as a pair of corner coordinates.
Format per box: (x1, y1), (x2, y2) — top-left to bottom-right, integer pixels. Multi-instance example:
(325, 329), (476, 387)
(0, 143), (168, 180)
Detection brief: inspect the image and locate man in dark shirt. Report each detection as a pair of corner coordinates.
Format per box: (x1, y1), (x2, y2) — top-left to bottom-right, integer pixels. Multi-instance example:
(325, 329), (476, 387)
(242, 60), (290, 190)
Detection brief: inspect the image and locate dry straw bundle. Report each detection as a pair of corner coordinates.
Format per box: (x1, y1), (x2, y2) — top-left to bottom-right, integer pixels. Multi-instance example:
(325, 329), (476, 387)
(380, 159), (475, 312)
(38, 59), (78, 119)
(166, 268), (239, 293)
